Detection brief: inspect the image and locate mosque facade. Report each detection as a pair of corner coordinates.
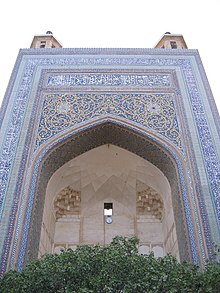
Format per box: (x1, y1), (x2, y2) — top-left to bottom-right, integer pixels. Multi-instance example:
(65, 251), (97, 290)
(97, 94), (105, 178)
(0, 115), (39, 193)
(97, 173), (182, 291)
(0, 32), (219, 275)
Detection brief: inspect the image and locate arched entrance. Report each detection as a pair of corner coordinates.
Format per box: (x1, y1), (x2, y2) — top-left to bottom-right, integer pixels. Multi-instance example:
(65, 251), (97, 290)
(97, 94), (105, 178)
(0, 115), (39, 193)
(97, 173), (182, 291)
(39, 144), (178, 258)
(26, 122), (190, 263)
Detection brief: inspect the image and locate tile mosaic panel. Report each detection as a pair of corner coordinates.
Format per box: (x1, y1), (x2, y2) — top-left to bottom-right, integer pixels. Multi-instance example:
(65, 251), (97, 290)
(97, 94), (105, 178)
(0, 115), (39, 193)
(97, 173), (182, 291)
(47, 73), (171, 87)
(36, 92), (181, 149)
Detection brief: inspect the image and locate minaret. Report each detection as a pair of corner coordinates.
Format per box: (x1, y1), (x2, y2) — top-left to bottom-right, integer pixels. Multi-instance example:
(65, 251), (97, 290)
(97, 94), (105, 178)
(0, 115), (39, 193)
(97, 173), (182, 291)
(154, 32), (188, 49)
(30, 31), (62, 48)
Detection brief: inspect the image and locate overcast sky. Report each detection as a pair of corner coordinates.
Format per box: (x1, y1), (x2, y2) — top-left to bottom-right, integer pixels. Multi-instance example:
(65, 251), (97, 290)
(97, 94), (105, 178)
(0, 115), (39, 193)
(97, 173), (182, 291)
(0, 0), (219, 112)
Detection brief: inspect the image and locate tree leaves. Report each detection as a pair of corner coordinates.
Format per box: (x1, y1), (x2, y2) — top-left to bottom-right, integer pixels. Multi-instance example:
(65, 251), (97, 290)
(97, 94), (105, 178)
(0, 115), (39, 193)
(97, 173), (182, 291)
(0, 236), (219, 293)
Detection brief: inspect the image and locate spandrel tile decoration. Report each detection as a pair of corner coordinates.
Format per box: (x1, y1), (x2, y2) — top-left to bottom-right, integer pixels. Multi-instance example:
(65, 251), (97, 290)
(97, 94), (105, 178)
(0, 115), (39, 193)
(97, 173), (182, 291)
(0, 32), (219, 275)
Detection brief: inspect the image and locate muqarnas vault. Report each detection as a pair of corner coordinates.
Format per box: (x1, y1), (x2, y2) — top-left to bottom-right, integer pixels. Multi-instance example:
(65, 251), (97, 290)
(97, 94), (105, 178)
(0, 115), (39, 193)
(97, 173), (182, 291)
(0, 32), (219, 275)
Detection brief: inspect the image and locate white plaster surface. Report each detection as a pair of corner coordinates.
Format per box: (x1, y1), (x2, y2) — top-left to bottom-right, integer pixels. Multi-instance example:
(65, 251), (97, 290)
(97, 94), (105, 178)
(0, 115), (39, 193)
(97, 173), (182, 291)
(39, 144), (178, 258)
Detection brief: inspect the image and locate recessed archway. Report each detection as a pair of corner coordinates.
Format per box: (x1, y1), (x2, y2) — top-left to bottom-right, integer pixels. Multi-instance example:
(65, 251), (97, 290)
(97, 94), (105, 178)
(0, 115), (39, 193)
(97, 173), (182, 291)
(26, 122), (190, 263)
(39, 144), (179, 258)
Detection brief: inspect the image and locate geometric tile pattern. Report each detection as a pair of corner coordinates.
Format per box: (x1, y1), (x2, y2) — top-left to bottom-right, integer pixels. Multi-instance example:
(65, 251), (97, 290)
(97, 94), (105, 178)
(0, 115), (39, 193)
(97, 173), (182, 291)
(181, 64), (220, 226)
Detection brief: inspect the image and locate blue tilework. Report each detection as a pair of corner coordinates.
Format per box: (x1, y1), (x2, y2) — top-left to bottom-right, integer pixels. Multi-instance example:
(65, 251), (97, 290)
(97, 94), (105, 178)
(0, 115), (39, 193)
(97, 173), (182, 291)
(0, 49), (219, 274)
(47, 73), (171, 87)
(36, 92), (181, 149)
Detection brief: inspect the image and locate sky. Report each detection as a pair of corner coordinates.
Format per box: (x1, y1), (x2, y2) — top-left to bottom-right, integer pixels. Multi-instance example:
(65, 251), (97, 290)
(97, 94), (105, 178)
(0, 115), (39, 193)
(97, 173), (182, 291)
(0, 0), (219, 113)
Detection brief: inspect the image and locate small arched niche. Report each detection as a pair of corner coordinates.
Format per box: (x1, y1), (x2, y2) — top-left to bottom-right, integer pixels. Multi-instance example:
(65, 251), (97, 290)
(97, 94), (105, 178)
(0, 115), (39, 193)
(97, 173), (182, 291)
(39, 144), (179, 259)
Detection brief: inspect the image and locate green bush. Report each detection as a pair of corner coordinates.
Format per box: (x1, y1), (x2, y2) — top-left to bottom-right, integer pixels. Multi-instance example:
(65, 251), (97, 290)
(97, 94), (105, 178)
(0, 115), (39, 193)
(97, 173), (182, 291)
(0, 236), (219, 293)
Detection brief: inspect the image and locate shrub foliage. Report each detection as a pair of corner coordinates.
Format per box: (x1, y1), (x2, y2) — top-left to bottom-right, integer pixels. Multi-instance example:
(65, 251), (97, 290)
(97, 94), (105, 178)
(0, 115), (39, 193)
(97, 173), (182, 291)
(0, 236), (219, 292)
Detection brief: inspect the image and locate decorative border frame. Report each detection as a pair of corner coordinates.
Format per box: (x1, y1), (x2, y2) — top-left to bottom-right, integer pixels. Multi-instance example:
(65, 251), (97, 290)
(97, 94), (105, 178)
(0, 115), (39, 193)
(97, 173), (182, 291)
(0, 48), (219, 274)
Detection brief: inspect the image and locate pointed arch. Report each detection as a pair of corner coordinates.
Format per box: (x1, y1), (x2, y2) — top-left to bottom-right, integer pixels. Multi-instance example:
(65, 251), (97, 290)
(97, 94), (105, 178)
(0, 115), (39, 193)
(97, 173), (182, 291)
(17, 119), (199, 268)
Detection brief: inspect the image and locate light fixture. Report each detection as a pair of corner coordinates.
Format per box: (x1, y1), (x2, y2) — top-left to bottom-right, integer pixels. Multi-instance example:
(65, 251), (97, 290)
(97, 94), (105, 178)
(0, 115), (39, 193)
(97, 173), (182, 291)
(104, 203), (113, 224)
